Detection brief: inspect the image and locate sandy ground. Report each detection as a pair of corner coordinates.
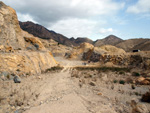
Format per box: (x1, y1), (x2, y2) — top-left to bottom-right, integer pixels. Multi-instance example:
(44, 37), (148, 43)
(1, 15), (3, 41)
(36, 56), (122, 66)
(0, 57), (150, 113)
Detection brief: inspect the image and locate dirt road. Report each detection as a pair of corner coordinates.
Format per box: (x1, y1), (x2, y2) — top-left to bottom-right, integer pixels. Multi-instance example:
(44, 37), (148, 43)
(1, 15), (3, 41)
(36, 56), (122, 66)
(0, 57), (150, 113)
(24, 58), (118, 113)
(24, 58), (94, 113)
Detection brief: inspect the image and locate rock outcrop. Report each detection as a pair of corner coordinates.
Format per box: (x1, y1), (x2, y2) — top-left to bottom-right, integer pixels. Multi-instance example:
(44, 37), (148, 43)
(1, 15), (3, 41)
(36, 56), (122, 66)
(0, 2), (57, 75)
(82, 45), (150, 69)
(82, 45), (126, 62)
(0, 51), (57, 75)
(141, 91), (150, 103)
(24, 37), (46, 50)
(131, 99), (149, 113)
(0, 2), (25, 49)
(65, 43), (94, 59)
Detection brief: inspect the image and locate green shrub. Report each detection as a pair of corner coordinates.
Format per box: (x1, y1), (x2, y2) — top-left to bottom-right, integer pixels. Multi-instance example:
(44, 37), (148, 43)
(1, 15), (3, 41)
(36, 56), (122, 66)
(132, 72), (140, 77)
(75, 66), (130, 72)
(45, 66), (64, 73)
(16, 69), (20, 72)
(131, 84), (135, 89)
(119, 71), (125, 75)
(134, 92), (141, 96)
(113, 80), (118, 83)
(6, 74), (10, 79)
(119, 80), (125, 85)
(89, 74), (93, 78)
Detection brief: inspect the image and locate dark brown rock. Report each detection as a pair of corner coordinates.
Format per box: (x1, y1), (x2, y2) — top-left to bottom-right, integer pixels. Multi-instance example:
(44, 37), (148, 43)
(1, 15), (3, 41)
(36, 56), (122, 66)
(19, 21), (77, 46)
(141, 91), (150, 103)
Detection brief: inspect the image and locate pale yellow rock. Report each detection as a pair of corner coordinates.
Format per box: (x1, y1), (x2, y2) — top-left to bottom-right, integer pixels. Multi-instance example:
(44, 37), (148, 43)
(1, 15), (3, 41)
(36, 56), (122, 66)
(0, 2), (25, 49)
(0, 2), (57, 75)
(100, 45), (126, 55)
(0, 45), (4, 50)
(24, 37), (46, 50)
(0, 51), (57, 74)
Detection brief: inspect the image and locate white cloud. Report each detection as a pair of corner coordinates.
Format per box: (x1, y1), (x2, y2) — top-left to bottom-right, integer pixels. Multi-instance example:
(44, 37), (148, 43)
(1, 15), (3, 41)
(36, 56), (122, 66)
(50, 18), (97, 38)
(99, 28), (114, 34)
(17, 13), (37, 23)
(2, 0), (125, 27)
(127, 0), (150, 14)
(1, 0), (125, 39)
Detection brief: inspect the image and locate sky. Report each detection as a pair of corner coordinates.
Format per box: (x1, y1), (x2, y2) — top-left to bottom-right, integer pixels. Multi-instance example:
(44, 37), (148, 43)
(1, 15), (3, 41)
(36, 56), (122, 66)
(2, 0), (150, 40)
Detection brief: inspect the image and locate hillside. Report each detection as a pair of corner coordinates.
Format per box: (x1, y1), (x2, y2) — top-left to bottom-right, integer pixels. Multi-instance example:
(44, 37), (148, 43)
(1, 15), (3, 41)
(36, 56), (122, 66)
(19, 21), (95, 46)
(20, 21), (150, 52)
(19, 21), (77, 46)
(94, 35), (123, 47)
(116, 38), (150, 52)
(70, 37), (93, 45)
(95, 35), (150, 52)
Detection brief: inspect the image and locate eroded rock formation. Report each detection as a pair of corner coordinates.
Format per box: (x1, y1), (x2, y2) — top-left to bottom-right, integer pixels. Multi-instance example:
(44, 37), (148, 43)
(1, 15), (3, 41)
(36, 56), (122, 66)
(0, 2), (25, 49)
(0, 2), (57, 75)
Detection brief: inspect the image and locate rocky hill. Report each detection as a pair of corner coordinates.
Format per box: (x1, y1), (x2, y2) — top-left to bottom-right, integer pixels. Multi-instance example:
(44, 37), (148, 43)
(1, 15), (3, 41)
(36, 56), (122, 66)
(20, 21), (95, 46)
(20, 21), (150, 52)
(95, 36), (150, 52)
(116, 38), (150, 52)
(70, 37), (93, 45)
(94, 35), (123, 47)
(19, 21), (77, 46)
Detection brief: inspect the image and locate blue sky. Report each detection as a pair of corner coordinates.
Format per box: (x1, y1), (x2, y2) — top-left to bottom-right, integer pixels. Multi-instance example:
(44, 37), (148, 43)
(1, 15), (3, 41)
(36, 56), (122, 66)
(2, 0), (150, 40)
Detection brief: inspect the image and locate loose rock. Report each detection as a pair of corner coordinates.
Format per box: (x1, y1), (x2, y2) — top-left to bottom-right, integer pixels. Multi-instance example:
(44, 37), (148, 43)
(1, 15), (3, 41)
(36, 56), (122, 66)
(13, 75), (21, 83)
(141, 91), (150, 103)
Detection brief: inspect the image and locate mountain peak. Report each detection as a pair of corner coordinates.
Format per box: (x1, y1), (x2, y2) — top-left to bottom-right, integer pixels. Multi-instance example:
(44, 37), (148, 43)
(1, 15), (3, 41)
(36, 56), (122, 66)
(105, 35), (122, 40)
(94, 35), (123, 47)
(19, 21), (78, 46)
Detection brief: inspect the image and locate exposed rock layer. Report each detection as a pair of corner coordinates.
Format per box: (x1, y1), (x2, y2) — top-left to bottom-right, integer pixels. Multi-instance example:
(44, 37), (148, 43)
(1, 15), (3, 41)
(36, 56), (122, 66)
(0, 51), (57, 75)
(0, 2), (25, 49)
(0, 2), (57, 75)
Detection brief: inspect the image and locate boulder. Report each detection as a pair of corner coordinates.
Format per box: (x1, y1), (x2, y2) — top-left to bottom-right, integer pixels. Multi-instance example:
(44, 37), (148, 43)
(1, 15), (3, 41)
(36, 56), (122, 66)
(137, 77), (145, 83)
(89, 81), (96, 86)
(140, 80), (150, 85)
(141, 91), (150, 103)
(13, 75), (21, 83)
(24, 37), (46, 50)
(131, 99), (149, 113)
(136, 77), (150, 85)
(0, 45), (4, 51)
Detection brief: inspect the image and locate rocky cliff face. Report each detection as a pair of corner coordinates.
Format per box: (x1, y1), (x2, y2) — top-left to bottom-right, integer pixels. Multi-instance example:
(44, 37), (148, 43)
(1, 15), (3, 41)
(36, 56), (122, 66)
(0, 2), (57, 75)
(0, 51), (57, 75)
(0, 2), (25, 49)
